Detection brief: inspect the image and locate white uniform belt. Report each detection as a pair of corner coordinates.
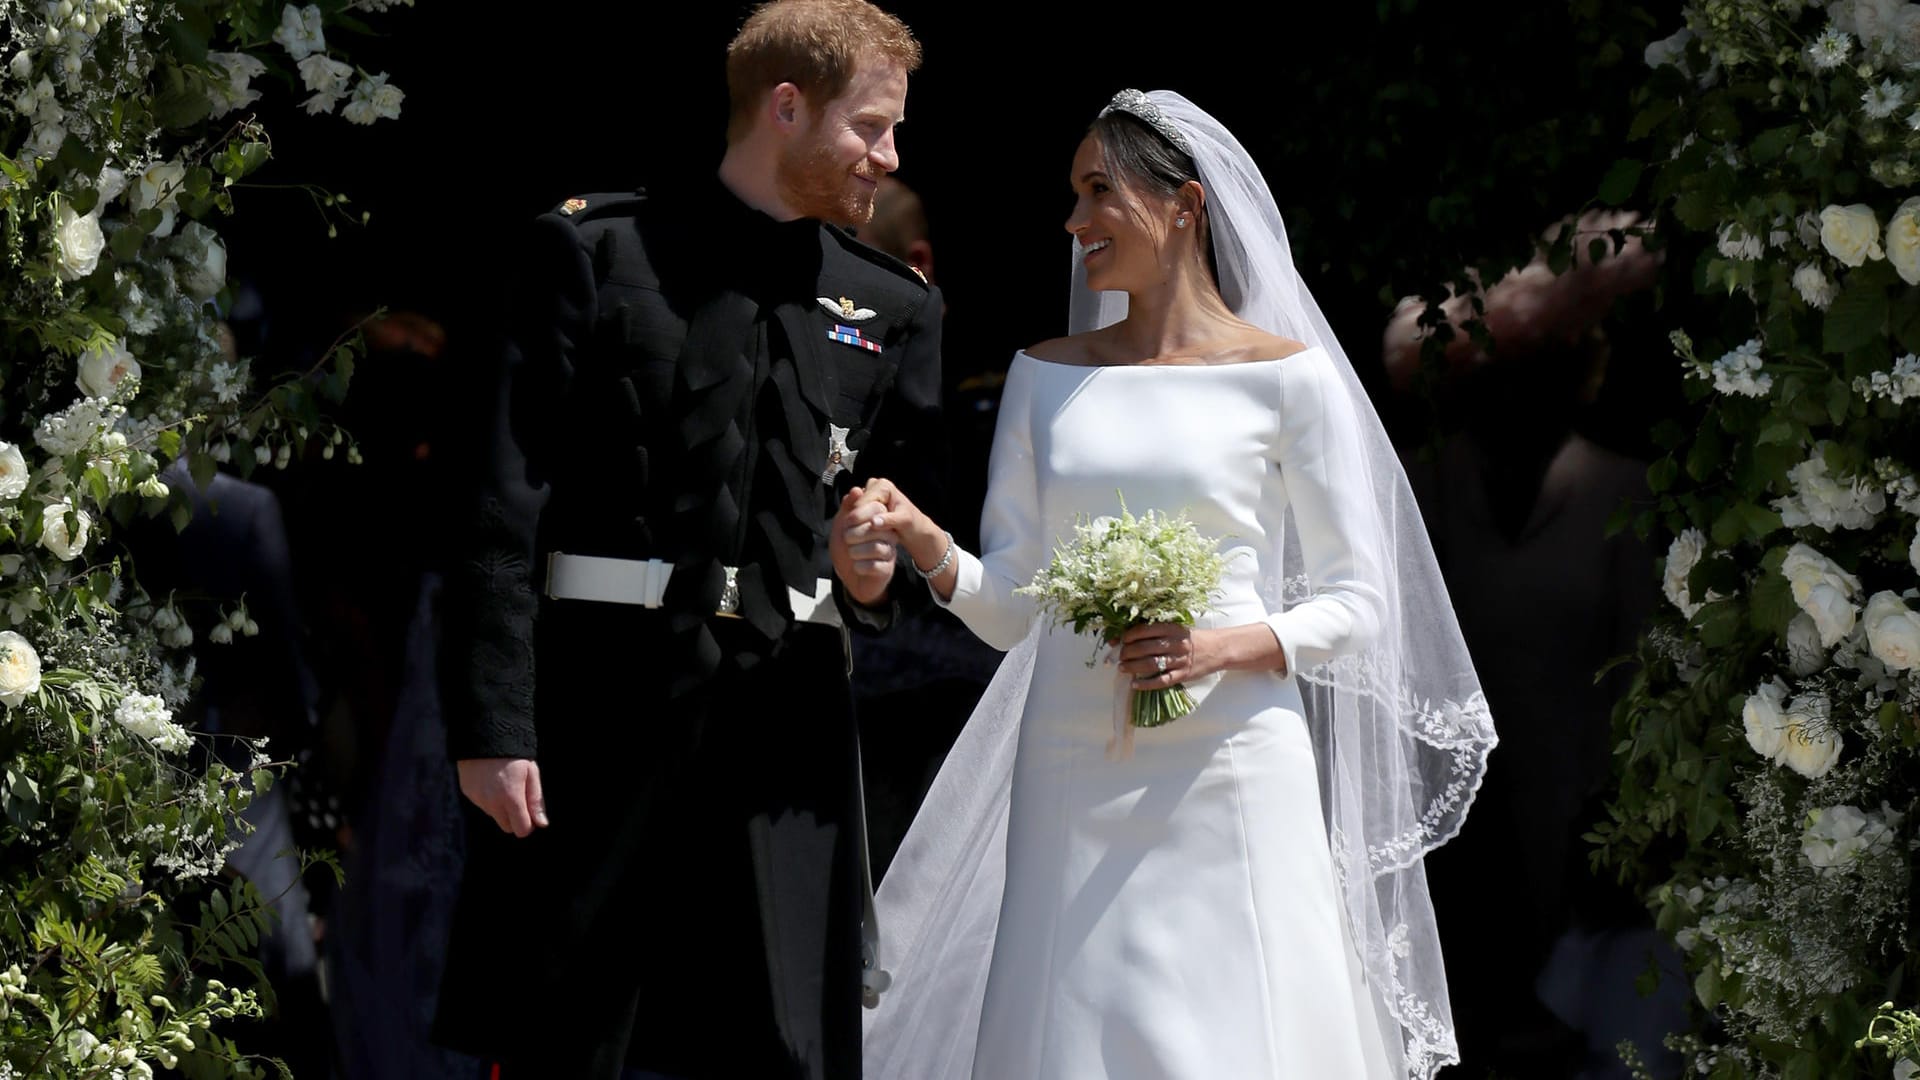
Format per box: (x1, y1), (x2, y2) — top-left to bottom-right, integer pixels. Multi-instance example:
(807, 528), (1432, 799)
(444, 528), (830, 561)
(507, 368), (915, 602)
(544, 552), (841, 629)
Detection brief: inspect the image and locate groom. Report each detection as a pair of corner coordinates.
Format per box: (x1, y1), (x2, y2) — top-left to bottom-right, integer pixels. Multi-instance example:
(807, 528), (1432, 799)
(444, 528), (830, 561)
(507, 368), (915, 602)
(432, 2), (944, 1077)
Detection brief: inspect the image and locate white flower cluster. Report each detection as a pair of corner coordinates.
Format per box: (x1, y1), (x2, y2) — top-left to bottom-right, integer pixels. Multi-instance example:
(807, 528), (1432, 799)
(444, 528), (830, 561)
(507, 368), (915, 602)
(1691, 338), (1775, 397)
(1855, 353), (1920, 403)
(280, 5), (403, 123)
(1718, 222), (1766, 261)
(1793, 262), (1839, 309)
(1801, 803), (1905, 873)
(33, 396), (123, 457)
(1873, 458), (1920, 515)
(112, 692), (189, 752)
(1017, 500), (1229, 647)
(1831, 0), (1920, 66)
(1773, 444), (1887, 531)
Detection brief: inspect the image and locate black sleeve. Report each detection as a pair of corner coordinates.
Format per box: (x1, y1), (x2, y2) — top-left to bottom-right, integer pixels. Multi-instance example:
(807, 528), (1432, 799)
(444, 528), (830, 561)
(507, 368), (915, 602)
(837, 284), (949, 633)
(439, 213), (596, 761)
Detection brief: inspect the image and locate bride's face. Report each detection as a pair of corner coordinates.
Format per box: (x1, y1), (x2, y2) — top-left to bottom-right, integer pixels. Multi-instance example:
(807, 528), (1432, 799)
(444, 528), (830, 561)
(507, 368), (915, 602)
(1064, 133), (1178, 294)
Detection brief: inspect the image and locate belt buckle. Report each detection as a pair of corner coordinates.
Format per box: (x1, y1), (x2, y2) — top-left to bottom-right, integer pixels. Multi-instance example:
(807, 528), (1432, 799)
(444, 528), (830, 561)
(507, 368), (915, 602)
(716, 565), (742, 619)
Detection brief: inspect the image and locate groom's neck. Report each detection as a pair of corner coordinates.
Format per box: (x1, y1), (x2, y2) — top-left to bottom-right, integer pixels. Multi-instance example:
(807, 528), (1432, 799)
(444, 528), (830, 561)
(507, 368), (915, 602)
(718, 141), (804, 223)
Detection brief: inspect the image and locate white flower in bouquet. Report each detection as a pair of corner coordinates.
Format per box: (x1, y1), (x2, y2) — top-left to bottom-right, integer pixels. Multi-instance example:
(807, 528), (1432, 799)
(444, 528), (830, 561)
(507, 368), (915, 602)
(39, 499), (90, 562)
(1743, 677), (1792, 759)
(1774, 446), (1885, 531)
(1663, 528), (1718, 617)
(1855, 353), (1920, 403)
(0, 631), (43, 707)
(1709, 339), (1773, 397)
(76, 337), (139, 399)
(1783, 542), (1862, 646)
(1717, 222), (1766, 261)
(1896, 1059), (1918, 1080)
(130, 159), (185, 237)
(1779, 691), (1842, 778)
(1862, 78), (1909, 119)
(297, 53), (352, 95)
(174, 221), (226, 301)
(0, 443), (27, 502)
(205, 51), (265, 117)
(93, 165), (126, 206)
(341, 71), (403, 124)
(1810, 24), (1856, 68)
(272, 4), (326, 61)
(1016, 497), (1228, 733)
(33, 397), (115, 457)
(1787, 613), (1829, 676)
(1820, 203), (1885, 266)
(52, 201), (104, 281)
(1800, 803), (1902, 872)
(1863, 590), (1920, 670)
(1793, 262), (1839, 309)
(1887, 197), (1920, 284)
(113, 692), (189, 752)
(1646, 27), (1695, 67)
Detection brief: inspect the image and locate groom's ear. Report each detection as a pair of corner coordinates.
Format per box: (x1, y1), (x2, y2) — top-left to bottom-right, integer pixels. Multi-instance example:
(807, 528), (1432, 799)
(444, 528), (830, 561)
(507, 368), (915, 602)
(770, 81), (806, 134)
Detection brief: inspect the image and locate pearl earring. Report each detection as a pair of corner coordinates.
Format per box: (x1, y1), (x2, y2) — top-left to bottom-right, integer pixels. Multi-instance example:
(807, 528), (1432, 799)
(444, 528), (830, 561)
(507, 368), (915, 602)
(1174, 216), (1189, 229)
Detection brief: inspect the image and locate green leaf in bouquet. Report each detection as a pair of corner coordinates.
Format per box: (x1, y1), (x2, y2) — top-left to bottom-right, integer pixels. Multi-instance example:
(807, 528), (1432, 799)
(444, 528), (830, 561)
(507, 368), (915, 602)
(1750, 570), (1798, 636)
(1825, 377), (1853, 425)
(1600, 158), (1644, 205)
(109, 221), (148, 263)
(158, 429), (182, 460)
(1750, 125), (1799, 164)
(151, 66), (212, 131)
(1754, 419), (1800, 446)
(1648, 456), (1680, 494)
(1825, 275), (1890, 355)
(188, 450), (216, 493)
(1692, 599), (1745, 648)
(1674, 189), (1721, 231)
(1686, 423), (1725, 481)
(1630, 100), (1679, 141)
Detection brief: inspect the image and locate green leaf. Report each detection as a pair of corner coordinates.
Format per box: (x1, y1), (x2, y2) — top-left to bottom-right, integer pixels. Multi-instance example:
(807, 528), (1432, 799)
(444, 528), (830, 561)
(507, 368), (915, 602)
(1825, 274), (1890, 354)
(1674, 189), (1720, 231)
(1740, 503), (1782, 542)
(1599, 158), (1644, 205)
(1629, 100), (1679, 141)
(1749, 125), (1798, 164)
(209, 888), (229, 921)
(1686, 423), (1725, 482)
(1648, 457), (1680, 494)
(109, 222), (148, 262)
(1750, 570), (1798, 636)
(157, 429), (181, 460)
(1710, 505), (1746, 547)
(1825, 377), (1852, 425)
(1693, 600), (1745, 648)
(1755, 419), (1799, 446)
(1695, 964), (1723, 1010)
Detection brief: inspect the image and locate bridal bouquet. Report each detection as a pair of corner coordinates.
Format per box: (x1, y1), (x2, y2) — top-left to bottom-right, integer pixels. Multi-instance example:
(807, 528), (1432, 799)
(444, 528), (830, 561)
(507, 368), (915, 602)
(1017, 497), (1228, 729)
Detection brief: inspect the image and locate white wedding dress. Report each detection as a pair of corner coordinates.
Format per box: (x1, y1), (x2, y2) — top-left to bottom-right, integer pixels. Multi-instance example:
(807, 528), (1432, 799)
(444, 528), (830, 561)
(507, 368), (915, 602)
(874, 346), (1400, 1079)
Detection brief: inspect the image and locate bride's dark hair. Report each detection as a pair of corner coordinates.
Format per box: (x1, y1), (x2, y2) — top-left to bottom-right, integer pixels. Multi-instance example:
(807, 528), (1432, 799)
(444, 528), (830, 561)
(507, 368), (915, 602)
(1087, 110), (1220, 286)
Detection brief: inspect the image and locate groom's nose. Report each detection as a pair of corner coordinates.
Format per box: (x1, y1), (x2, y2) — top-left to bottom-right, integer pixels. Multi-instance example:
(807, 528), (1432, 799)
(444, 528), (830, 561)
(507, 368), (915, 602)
(870, 129), (900, 174)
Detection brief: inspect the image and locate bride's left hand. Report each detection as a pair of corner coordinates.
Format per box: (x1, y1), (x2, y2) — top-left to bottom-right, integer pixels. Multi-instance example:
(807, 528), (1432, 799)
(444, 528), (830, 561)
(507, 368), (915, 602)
(1116, 623), (1213, 689)
(1116, 622), (1284, 688)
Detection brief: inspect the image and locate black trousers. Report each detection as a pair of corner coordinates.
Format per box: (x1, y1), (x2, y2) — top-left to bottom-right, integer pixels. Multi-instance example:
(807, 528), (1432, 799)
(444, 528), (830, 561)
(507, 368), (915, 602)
(486, 620), (864, 1080)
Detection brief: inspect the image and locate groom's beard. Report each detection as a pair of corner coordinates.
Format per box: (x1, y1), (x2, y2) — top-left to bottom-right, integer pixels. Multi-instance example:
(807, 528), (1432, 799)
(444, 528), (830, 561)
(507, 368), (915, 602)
(777, 130), (879, 226)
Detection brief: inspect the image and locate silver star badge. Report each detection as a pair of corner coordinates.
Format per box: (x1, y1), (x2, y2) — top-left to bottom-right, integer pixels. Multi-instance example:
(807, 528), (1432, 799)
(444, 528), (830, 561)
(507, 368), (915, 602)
(819, 296), (877, 321)
(822, 424), (858, 485)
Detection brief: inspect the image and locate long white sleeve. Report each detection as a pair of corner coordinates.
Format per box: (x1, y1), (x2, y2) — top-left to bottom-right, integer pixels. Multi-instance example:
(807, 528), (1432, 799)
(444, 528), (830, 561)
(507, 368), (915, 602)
(1263, 352), (1389, 675)
(936, 359), (1041, 651)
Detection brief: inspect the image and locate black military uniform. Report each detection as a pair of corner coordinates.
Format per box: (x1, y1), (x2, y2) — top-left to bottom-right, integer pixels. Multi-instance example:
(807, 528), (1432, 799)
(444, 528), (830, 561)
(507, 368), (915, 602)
(434, 175), (945, 1080)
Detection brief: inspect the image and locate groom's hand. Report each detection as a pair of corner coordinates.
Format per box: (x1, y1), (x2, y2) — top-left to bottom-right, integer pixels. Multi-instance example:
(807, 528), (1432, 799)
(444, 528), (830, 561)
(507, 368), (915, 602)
(458, 757), (548, 838)
(832, 486), (899, 607)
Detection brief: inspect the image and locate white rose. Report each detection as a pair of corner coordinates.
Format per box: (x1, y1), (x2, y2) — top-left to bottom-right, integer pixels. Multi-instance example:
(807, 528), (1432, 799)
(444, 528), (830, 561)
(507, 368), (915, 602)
(1863, 590), (1920, 670)
(1820, 203), (1885, 267)
(174, 221), (226, 301)
(1779, 693), (1842, 778)
(272, 4), (326, 61)
(39, 499), (90, 561)
(1786, 613), (1828, 676)
(1781, 543), (1863, 646)
(52, 202), (104, 281)
(1663, 528), (1710, 617)
(0, 631), (43, 707)
(1646, 27), (1695, 68)
(130, 160), (185, 238)
(1888, 197), (1920, 284)
(1743, 677), (1792, 760)
(0, 442), (27, 501)
(1852, 0), (1908, 48)
(296, 53), (351, 96)
(76, 337), (139, 399)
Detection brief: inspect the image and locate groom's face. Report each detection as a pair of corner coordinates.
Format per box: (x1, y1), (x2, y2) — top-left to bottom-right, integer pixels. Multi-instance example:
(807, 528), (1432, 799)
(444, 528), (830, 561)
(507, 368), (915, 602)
(777, 56), (908, 227)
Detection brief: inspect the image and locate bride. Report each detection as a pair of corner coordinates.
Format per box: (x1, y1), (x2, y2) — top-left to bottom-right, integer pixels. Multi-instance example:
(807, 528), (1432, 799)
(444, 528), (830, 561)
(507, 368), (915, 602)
(841, 89), (1496, 1079)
